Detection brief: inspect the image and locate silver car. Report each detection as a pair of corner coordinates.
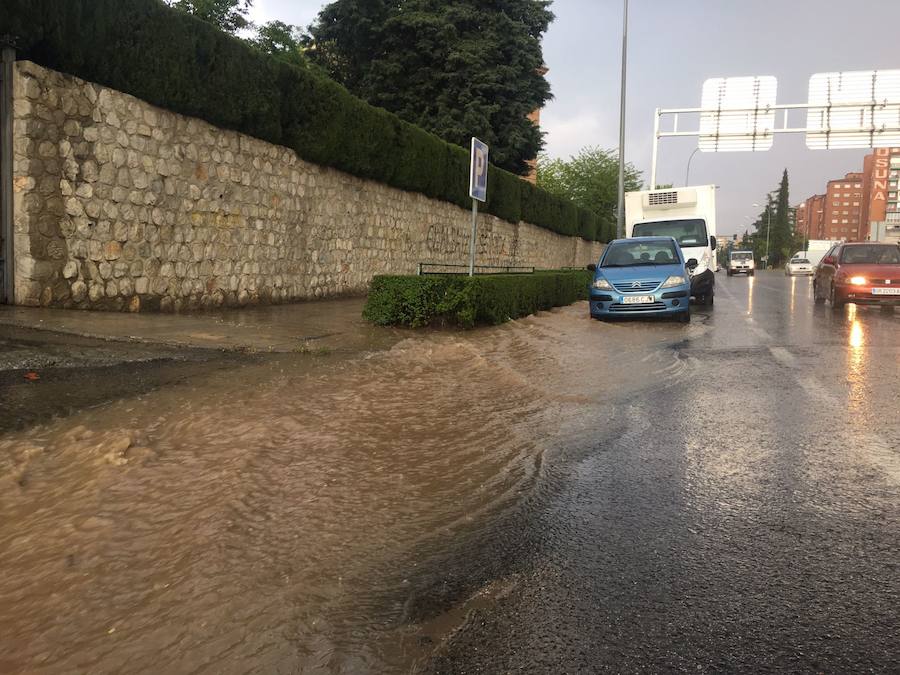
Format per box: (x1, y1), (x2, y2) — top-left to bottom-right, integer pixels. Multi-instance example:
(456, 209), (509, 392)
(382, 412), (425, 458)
(785, 257), (814, 276)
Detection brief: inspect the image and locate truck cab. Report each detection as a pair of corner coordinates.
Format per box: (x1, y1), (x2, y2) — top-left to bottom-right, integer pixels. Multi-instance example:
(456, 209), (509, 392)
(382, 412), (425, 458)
(624, 186), (717, 306)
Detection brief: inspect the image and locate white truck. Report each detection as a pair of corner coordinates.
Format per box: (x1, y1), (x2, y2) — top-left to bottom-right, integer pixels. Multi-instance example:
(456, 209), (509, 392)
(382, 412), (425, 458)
(624, 185), (717, 305)
(791, 239), (840, 269)
(869, 222), (900, 245)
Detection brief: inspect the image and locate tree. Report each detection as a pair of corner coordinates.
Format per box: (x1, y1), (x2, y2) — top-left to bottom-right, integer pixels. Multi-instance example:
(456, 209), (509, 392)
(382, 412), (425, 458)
(166, 0), (253, 34)
(308, 0), (554, 175)
(748, 170), (794, 268)
(251, 21), (310, 69)
(537, 147), (643, 237)
(770, 169), (793, 267)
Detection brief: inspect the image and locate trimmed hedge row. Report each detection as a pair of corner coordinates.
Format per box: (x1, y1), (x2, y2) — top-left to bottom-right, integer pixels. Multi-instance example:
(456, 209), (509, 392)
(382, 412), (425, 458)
(363, 270), (592, 328)
(3, 0), (606, 241)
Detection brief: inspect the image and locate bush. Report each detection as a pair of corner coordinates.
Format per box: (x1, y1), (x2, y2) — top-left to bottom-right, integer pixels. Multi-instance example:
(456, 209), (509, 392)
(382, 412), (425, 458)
(3, 0), (608, 241)
(363, 270), (592, 328)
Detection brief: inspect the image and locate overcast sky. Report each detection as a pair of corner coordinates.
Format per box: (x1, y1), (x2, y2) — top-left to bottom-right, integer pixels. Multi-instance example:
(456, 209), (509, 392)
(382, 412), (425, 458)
(249, 0), (900, 236)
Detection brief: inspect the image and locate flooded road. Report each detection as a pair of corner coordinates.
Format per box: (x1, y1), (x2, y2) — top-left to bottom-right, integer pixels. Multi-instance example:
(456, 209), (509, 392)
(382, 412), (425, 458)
(1, 272), (898, 673)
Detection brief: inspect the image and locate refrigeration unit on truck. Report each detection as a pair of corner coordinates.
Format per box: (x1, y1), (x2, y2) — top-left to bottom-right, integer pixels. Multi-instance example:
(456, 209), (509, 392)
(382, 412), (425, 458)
(624, 185), (717, 305)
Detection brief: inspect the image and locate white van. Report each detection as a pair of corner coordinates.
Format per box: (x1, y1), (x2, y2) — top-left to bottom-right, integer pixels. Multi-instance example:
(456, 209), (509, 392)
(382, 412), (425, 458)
(727, 250), (755, 276)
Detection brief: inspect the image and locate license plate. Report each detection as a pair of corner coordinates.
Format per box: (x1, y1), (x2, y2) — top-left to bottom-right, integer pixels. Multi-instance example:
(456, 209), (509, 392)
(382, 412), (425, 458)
(622, 295), (656, 304)
(872, 287), (900, 295)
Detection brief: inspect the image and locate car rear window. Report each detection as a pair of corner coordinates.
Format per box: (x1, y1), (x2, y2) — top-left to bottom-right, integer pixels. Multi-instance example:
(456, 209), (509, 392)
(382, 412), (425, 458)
(792, 259), (810, 264)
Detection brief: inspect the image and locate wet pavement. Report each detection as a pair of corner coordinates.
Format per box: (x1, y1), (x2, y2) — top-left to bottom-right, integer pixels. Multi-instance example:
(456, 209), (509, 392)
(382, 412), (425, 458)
(0, 297), (394, 354)
(0, 272), (898, 673)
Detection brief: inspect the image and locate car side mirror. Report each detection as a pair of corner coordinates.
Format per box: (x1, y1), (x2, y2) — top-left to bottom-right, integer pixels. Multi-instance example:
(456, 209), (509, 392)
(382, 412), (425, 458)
(686, 258), (698, 270)
(822, 256), (834, 265)
(710, 236), (717, 249)
(586, 263), (597, 272)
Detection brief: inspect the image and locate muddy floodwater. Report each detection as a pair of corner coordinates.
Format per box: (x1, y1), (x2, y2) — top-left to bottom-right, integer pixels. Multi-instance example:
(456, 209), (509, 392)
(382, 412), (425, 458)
(0, 303), (689, 673)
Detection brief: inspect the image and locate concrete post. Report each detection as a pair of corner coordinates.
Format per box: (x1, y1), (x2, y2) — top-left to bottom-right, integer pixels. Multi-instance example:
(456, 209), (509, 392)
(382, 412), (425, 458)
(0, 47), (14, 304)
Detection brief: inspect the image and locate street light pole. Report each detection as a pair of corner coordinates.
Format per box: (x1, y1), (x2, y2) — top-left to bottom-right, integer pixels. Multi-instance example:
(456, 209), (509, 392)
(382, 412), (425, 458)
(684, 147), (699, 186)
(615, 0), (628, 239)
(764, 207), (771, 269)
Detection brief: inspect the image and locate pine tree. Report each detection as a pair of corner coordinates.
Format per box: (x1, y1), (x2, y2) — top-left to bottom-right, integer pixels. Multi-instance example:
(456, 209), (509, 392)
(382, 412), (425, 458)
(308, 0), (554, 175)
(771, 169), (792, 267)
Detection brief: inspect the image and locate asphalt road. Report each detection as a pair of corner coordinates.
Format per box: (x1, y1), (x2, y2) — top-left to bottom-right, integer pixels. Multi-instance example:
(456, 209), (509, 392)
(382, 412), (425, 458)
(429, 271), (899, 673)
(2, 273), (897, 673)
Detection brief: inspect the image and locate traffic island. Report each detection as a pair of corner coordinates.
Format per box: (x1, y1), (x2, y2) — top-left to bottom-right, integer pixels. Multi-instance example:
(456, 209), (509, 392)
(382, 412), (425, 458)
(363, 270), (592, 328)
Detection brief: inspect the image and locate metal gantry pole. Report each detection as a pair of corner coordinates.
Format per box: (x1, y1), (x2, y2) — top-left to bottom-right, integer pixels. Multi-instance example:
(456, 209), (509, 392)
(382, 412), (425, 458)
(615, 0), (629, 239)
(649, 108), (660, 191)
(468, 199), (478, 277)
(765, 208), (771, 269)
(0, 47), (14, 305)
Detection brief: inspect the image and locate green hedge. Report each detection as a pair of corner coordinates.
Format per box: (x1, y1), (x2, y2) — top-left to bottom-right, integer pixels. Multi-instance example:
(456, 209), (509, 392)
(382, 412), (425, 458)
(3, 0), (606, 241)
(363, 270), (592, 328)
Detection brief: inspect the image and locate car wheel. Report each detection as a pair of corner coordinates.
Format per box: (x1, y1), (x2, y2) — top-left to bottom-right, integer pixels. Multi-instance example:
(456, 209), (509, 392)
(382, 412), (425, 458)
(830, 283), (845, 310)
(749, 270), (755, 276)
(678, 310), (691, 323)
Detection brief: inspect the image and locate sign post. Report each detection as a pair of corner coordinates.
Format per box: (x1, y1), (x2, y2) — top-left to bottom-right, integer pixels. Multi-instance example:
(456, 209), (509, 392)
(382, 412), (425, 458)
(468, 138), (488, 276)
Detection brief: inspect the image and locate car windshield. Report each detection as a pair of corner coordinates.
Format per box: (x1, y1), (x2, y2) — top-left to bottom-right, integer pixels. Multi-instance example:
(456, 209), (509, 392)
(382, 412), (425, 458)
(840, 245), (900, 264)
(601, 240), (680, 267)
(632, 219), (708, 247)
(731, 252), (753, 261)
(792, 259), (810, 264)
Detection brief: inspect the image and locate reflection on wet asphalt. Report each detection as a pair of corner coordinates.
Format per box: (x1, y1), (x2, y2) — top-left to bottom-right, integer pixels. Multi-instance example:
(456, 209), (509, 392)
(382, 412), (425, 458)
(1, 272), (897, 673)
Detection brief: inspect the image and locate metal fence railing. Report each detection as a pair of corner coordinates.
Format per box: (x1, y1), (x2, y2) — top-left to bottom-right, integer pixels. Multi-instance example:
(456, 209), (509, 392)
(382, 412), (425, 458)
(416, 263), (535, 275)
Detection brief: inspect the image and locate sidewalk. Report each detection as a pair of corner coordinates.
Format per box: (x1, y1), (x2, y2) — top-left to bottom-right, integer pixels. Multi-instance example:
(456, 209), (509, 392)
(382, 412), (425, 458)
(0, 298), (398, 354)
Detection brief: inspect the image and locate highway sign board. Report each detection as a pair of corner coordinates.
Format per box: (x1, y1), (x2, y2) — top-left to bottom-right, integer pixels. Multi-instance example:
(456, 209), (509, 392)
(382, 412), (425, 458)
(469, 137), (488, 202)
(699, 76), (777, 152)
(806, 70), (900, 149)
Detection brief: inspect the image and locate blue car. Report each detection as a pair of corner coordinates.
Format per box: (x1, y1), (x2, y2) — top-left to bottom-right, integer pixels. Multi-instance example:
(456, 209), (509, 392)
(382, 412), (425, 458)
(587, 236), (693, 322)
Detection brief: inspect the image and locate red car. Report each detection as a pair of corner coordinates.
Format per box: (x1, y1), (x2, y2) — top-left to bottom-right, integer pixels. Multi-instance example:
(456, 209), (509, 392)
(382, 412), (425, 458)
(813, 242), (900, 309)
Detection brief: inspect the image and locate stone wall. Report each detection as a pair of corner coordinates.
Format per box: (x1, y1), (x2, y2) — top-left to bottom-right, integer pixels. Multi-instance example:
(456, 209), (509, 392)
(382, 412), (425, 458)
(11, 61), (604, 311)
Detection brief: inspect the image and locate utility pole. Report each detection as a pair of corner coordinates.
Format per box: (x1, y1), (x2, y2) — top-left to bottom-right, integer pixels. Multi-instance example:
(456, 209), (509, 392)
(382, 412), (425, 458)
(615, 0), (628, 239)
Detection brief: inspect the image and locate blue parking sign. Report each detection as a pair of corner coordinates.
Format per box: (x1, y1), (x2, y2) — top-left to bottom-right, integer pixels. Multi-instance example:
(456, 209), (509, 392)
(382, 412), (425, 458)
(469, 138), (489, 202)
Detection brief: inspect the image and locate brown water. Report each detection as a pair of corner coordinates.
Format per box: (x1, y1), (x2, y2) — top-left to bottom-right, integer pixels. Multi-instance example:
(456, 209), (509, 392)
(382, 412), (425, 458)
(0, 304), (696, 673)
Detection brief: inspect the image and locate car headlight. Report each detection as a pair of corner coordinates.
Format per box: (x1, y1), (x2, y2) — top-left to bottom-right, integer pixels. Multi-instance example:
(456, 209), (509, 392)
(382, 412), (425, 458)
(748, 260), (755, 268)
(661, 275), (687, 288)
(592, 278), (612, 290)
(849, 276), (867, 285)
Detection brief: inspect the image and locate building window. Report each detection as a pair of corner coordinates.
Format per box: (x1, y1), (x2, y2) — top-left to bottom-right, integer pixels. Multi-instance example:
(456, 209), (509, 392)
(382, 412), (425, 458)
(853, 202), (859, 206)
(842, 219), (849, 223)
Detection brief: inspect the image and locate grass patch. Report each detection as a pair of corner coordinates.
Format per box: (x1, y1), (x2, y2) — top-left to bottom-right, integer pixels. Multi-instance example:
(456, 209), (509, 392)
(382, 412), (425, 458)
(363, 270), (591, 328)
